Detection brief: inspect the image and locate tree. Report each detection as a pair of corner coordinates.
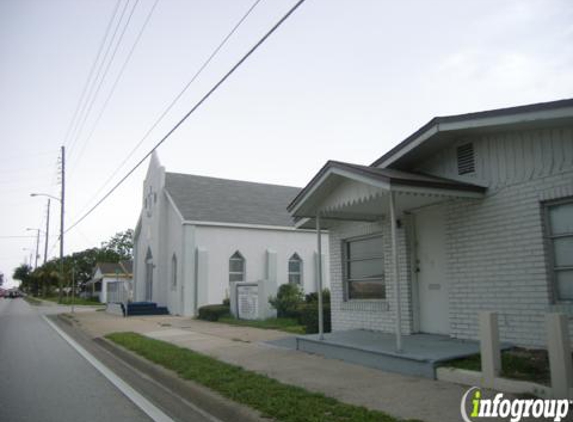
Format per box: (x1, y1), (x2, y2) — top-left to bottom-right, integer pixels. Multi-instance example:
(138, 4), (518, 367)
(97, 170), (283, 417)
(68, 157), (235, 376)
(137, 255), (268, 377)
(68, 247), (122, 291)
(13, 264), (32, 293)
(0, 271), (4, 287)
(13, 229), (135, 299)
(33, 261), (59, 297)
(102, 229), (134, 261)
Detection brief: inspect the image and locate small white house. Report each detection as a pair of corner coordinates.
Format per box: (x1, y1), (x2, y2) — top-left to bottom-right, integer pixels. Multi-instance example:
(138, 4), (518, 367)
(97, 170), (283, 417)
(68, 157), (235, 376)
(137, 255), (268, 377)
(87, 261), (133, 303)
(289, 98), (573, 348)
(133, 153), (329, 317)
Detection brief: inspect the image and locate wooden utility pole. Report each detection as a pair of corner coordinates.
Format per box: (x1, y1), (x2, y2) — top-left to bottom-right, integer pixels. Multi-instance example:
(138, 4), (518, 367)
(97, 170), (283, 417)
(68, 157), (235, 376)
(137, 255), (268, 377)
(33, 229), (40, 269)
(58, 146), (65, 303)
(44, 199), (50, 264)
(71, 265), (75, 314)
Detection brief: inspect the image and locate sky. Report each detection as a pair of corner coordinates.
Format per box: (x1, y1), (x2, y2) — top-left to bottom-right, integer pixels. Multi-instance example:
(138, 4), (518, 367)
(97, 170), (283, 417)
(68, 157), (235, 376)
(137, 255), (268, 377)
(1, 0), (572, 288)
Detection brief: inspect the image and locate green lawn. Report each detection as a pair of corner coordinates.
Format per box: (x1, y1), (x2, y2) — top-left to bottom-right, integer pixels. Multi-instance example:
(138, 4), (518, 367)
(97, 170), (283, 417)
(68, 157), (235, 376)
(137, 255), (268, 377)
(23, 296), (42, 306)
(218, 316), (305, 334)
(107, 332), (422, 422)
(443, 348), (550, 385)
(42, 296), (104, 306)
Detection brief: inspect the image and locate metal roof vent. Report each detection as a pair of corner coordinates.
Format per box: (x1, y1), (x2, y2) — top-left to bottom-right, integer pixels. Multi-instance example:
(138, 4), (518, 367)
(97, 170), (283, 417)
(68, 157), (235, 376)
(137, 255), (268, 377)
(457, 143), (475, 175)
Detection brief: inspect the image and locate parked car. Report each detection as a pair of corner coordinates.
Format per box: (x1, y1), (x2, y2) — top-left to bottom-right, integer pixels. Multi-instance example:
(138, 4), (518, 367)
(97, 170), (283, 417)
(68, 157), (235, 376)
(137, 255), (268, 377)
(7, 290), (21, 299)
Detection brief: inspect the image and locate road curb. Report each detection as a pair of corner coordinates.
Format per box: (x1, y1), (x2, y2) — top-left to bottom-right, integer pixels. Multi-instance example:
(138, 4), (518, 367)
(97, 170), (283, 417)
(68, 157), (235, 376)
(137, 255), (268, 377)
(52, 314), (268, 422)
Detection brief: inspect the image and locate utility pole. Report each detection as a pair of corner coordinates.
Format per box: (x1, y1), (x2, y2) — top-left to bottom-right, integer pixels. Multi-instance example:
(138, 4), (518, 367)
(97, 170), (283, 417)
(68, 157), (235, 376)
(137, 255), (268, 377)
(59, 146), (65, 303)
(71, 264), (75, 314)
(44, 199), (50, 264)
(26, 228), (41, 269)
(34, 229), (40, 269)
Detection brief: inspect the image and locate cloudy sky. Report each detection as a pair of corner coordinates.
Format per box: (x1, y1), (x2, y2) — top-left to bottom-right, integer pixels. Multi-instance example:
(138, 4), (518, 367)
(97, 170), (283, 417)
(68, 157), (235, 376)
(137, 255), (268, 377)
(1, 0), (572, 287)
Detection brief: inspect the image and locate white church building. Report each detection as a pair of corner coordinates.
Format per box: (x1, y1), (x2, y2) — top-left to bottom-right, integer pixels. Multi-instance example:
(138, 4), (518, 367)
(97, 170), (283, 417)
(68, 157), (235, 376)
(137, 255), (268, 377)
(133, 154), (329, 317)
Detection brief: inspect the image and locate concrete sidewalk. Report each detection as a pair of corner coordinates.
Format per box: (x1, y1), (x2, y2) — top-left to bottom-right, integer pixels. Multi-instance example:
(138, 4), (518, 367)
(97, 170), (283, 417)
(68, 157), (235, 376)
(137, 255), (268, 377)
(70, 311), (479, 422)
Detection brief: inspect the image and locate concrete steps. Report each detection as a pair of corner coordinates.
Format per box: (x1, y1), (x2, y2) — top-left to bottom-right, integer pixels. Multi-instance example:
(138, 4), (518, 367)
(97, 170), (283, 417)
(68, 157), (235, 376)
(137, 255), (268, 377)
(124, 302), (169, 317)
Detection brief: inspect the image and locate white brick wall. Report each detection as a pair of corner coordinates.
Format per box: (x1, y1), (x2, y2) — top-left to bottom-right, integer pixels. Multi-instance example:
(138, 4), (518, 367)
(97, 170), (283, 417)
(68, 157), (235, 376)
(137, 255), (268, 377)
(329, 218), (414, 334)
(447, 170), (573, 347)
(328, 171), (573, 347)
(326, 125), (573, 348)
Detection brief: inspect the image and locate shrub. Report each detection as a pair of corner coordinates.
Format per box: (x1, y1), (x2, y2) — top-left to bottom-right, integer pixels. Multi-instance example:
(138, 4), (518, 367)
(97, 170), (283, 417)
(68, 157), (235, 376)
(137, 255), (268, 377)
(198, 304), (230, 321)
(298, 302), (331, 334)
(269, 283), (304, 318)
(222, 297), (230, 307)
(304, 288), (330, 304)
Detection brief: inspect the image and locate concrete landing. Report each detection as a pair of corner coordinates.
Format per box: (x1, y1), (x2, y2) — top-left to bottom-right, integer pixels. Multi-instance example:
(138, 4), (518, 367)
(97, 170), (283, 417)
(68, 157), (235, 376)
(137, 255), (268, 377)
(297, 330), (483, 379)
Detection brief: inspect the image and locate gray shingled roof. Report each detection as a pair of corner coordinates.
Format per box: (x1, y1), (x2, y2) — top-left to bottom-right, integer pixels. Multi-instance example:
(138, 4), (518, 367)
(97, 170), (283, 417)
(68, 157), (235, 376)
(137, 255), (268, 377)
(94, 261), (133, 276)
(372, 98), (573, 167)
(164, 173), (301, 227)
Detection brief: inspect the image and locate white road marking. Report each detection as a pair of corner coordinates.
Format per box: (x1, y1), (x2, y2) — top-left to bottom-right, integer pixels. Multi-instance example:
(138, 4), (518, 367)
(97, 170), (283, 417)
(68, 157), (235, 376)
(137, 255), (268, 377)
(43, 316), (174, 422)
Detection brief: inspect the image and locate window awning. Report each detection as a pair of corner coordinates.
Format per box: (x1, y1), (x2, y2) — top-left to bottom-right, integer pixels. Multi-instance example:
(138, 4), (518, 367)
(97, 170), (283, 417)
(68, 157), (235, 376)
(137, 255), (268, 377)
(288, 161), (486, 229)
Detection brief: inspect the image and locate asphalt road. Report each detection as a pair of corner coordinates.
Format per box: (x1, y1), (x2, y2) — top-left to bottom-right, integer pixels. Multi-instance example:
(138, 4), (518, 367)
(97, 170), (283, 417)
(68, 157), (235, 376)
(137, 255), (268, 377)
(0, 298), (153, 422)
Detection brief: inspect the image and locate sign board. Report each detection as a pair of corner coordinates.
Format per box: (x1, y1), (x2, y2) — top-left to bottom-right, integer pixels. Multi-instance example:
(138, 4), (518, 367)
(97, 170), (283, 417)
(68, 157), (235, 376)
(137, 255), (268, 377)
(237, 284), (259, 320)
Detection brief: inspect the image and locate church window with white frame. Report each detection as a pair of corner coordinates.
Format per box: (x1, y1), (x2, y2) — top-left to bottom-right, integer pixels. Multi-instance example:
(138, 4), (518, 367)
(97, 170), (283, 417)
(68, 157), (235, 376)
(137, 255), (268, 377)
(288, 253), (303, 285)
(229, 251), (245, 283)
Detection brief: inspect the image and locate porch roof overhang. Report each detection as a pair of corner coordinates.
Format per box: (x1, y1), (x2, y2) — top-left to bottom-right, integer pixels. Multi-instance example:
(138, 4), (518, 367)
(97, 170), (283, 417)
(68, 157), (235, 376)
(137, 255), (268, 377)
(85, 278), (100, 286)
(287, 160), (486, 229)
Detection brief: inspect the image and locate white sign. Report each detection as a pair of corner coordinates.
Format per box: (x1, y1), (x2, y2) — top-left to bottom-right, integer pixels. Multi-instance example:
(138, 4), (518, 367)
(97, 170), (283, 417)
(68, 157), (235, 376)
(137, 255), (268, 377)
(237, 284), (259, 320)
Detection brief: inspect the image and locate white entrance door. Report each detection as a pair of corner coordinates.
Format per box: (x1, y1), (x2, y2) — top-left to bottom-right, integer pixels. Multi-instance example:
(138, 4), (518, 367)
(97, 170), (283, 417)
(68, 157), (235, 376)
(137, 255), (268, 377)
(415, 205), (449, 335)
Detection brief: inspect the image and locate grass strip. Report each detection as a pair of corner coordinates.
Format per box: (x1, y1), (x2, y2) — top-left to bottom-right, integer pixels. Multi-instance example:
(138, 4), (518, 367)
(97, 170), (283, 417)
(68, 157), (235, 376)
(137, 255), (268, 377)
(218, 316), (305, 334)
(443, 349), (550, 385)
(23, 296), (42, 306)
(42, 296), (104, 306)
(106, 332), (422, 422)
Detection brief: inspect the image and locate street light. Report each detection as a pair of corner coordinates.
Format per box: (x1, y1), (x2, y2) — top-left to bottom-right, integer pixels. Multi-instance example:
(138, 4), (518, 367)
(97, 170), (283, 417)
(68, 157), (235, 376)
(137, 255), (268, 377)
(31, 192), (64, 303)
(30, 193), (60, 202)
(25, 228), (41, 269)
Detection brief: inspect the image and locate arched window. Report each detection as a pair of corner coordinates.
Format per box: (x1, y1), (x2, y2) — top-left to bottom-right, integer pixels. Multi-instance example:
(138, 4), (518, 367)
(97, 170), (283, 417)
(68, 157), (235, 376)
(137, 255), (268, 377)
(288, 253), (302, 285)
(171, 254), (177, 289)
(145, 247), (153, 302)
(229, 251), (245, 283)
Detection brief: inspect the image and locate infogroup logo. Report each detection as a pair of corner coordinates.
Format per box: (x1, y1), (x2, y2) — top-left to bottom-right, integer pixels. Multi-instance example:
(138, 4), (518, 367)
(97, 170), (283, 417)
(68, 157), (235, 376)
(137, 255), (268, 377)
(460, 387), (571, 422)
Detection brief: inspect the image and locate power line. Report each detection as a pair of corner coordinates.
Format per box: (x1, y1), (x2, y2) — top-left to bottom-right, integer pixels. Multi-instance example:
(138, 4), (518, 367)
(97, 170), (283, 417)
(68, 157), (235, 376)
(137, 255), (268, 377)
(0, 150), (56, 160)
(76, 0), (263, 216)
(0, 176), (57, 185)
(69, 0), (142, 170)
(67, 0), (130, 156)
(66, 0), (307, 234)
(70, 0), (159, 178)
(63, 0), (122, 151)
(67, 0), (133, 159)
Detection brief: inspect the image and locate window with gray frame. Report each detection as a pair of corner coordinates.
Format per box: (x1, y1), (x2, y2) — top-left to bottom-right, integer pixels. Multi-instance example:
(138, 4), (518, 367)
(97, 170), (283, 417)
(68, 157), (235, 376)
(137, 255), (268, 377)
(344, 234), (385, 299)
(229, 251), (245, 283)
(547, 199), (573, 301)
(171, 254), (177, 289)
(288, 253), (302, 285)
